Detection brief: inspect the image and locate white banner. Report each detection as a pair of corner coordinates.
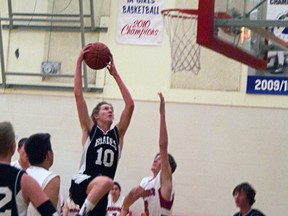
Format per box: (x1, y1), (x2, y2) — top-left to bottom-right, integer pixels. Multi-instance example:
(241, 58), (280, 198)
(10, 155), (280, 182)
(116, 0), (164, 45)
(266, 1), (288, 42)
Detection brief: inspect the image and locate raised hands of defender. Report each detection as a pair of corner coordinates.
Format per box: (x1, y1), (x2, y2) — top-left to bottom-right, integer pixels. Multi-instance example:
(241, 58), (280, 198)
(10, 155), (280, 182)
(158, 92), (165, 115)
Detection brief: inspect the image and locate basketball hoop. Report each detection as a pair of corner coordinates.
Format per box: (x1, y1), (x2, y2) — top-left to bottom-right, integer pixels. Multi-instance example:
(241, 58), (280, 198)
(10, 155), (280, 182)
(161, 9), (201, 74)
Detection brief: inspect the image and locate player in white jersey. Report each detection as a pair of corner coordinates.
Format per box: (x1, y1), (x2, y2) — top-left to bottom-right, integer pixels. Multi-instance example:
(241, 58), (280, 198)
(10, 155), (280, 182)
(106, 182), (125, 216)
(120, 93), (177, 216)
(0, 121), (57, 216)
(62, 196), (80, 216)
(139, 170), (175, 216)
(25, 133), (61, 215)
(10, 137), (30, 170)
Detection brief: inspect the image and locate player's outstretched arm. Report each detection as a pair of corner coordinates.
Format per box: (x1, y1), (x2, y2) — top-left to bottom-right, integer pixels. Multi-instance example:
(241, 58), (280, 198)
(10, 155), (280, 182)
(107, 56), (134, 151)
(120, 186), (145, 216)
(158, 92), (173, 201)
(21, 173), (56, 215)
(74, 45), (94, 143)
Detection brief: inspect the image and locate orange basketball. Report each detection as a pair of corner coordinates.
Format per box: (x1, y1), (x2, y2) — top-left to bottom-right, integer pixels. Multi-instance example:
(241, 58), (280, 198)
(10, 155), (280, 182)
(84, 43), (111, 70)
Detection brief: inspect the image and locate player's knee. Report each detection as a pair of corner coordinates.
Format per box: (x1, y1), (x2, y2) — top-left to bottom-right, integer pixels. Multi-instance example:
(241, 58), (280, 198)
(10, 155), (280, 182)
(102, 176), (113, 190)
(90, 176), (113, 190)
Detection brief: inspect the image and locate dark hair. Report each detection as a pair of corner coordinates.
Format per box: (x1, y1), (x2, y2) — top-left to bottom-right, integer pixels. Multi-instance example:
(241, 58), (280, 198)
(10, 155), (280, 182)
(155, 153), (177, 173)
(18, 137), (28, 148)
(25, 133), (52, 165)
(168, 153), (177, 173)
(0, 121), (15, 155)
(90, 101), (113, 125)
(232, 182), (256, 206)
(114, 181), (121, 191)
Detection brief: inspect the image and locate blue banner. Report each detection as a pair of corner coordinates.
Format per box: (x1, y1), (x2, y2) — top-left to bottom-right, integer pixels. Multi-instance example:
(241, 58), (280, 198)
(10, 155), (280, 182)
(247, 75), (288, 95)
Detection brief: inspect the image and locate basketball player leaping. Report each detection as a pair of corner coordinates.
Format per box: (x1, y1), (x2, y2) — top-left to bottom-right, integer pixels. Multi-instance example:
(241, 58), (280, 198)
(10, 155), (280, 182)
(120, 93), (177, 216)
(69, 44), (134, 216)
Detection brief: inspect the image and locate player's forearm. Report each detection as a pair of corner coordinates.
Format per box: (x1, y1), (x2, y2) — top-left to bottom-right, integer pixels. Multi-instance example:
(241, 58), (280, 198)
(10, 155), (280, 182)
(121, 186), (144, 216)
(121, 193), (135, 211)
(120, 197), (131, 216)
(159, 114), (168, 150)
(113, 73), (134, 107)
(158, 92), (167, 150)
(74, 58), (83, 96)
(120, 207), (129, 216)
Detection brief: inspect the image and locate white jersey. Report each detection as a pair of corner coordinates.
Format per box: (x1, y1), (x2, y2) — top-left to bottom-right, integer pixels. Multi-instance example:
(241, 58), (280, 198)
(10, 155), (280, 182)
(63, 197), (80, 216)
(26, 166), (61, 215)
(11, 160), (22, 170)
(106, 195), (124, 216)
(140, 172), (175, 216)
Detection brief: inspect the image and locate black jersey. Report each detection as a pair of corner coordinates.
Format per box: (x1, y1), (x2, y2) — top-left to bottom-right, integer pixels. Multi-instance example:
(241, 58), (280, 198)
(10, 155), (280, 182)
(233, 209), (265, 216)
(0, 163), (25, 216)
(70, 125), (120, 215)
(80, 125), (120, 179)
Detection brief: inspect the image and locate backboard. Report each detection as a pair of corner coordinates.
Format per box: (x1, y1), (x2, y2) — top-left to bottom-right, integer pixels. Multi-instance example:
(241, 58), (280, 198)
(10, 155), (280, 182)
(197, 0), (288, 70)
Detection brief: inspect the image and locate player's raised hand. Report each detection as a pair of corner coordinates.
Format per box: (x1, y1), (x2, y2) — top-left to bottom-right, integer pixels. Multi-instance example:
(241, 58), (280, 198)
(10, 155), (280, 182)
(107, 55), (118, 77)
(78, 44), (91, 62)
(158, 92), (165, 115)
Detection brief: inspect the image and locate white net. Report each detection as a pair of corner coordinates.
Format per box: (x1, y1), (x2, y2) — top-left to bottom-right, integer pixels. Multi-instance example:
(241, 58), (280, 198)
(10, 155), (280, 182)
(162, 9), (201, 74)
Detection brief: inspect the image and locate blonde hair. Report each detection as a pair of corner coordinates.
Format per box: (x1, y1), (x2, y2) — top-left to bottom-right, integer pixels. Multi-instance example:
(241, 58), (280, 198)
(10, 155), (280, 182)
(90, 101), (113, 125)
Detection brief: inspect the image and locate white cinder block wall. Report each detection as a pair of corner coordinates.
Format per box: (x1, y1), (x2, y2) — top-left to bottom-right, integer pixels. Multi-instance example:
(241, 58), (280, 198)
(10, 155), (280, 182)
(2, 93), (287, 216)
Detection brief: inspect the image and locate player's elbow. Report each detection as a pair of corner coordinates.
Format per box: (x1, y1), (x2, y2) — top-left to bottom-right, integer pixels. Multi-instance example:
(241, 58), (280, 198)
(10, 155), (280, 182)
(159, 141), (168, 149)
(74, 89), (82, 98)
(127, 100), (135, 112)
(130, 186), (145, 200)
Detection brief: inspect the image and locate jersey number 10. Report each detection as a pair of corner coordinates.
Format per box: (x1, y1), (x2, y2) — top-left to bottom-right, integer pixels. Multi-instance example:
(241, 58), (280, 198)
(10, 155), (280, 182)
(95, 148), (114, 167)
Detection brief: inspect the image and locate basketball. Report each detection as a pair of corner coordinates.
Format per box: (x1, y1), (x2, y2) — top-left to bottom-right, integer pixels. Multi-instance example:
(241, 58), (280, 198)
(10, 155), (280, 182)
(84, 42), (111, 70)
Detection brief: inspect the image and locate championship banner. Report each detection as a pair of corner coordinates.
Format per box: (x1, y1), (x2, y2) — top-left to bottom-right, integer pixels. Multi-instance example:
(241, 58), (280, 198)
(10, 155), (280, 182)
(246, 2), (288, 95)
(116, 0), (164, 45)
